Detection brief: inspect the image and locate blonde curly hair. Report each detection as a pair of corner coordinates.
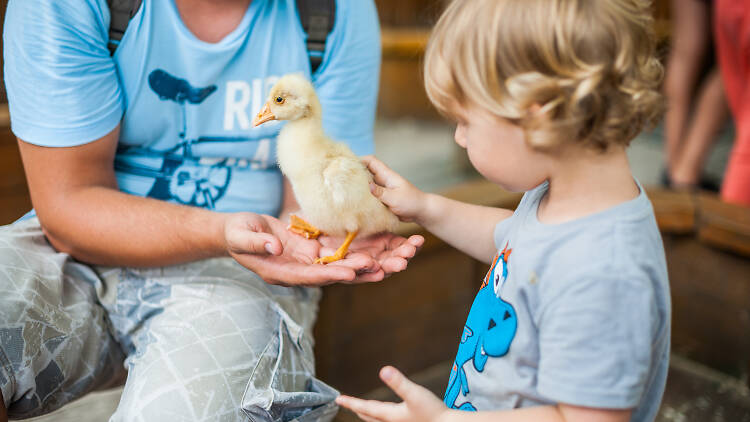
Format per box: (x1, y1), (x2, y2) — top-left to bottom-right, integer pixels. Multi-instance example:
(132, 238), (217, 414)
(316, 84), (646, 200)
(424, 0), (664, 151)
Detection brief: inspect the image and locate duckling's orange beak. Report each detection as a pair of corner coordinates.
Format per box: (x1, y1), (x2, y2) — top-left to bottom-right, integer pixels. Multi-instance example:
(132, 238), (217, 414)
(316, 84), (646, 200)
(253, 102), (277, 127)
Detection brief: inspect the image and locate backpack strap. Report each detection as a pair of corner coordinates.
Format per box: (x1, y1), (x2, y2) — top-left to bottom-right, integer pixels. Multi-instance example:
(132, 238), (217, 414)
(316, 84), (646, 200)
(107, 0), (143, 55)
(295, 0), (336, 73)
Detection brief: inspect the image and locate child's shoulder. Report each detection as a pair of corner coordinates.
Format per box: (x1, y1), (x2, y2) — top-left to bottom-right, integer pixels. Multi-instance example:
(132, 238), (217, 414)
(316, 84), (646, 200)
(502, 183), (666, 289)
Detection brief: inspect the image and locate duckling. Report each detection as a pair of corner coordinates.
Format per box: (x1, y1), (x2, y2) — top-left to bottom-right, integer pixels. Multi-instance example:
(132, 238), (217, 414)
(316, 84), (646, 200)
(253, 74), (398, 264)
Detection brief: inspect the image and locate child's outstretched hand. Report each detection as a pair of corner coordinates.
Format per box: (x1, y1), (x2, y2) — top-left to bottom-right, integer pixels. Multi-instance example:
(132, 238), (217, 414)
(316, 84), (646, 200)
(362, 156), (427, 223)
(336, 366), (450, 422)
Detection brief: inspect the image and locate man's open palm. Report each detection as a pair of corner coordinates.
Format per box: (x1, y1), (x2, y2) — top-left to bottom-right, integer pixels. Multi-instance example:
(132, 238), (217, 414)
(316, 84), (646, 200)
(225, 213), (422, 286)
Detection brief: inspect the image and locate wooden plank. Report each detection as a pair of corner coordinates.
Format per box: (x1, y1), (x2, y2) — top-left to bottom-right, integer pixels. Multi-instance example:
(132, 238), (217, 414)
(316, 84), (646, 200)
(381, 28), (430, 58)
(0, 103), (8, 129)
(665, 235), (750, 379)
(647, 188), (697, 234)
(697, 193), (750, 258)
(378, 57), (437, 119)
(374, 0), (444, 28)
(0, 124), (31, 224)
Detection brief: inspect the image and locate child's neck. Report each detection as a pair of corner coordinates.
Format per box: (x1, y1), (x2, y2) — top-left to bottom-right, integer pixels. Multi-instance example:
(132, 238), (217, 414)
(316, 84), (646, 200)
(537, 145), (639, 224)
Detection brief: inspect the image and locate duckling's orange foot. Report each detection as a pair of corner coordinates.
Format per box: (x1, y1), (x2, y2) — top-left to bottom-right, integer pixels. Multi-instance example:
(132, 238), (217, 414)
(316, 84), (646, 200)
(314, 252), (348, 265)
(314, 230), (358, 265)
(287, 215), (321, 239)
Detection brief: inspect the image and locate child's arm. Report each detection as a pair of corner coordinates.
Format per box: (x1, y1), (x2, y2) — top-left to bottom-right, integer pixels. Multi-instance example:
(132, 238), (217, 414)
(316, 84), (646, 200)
(336, 366), (632, 422)
(363, 157), (513, 263)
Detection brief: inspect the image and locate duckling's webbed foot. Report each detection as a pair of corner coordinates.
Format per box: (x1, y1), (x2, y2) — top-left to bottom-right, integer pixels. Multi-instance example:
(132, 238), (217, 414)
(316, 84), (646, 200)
(315, 231), (358, 265)
(287, 215), (321, 239)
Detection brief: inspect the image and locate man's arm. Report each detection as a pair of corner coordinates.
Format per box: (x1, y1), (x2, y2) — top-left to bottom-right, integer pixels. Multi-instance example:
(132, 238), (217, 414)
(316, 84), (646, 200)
(18, 126), (228, 267)
(18, 126), (420, 285)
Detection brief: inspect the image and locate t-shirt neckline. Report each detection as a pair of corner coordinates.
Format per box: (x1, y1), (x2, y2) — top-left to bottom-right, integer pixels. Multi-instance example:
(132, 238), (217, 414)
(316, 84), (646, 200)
(526, 179), (649, 231)
(168, 0), (259, 49)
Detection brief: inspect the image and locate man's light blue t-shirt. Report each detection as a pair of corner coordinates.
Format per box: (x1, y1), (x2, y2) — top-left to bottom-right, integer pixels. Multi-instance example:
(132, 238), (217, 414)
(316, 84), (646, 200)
(444, 182), (671, 422)
(4, 0), (380, 216)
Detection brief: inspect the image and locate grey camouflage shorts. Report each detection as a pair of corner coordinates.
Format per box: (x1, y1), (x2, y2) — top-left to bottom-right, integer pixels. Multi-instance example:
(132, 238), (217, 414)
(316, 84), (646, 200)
(0, 218), (338, 421)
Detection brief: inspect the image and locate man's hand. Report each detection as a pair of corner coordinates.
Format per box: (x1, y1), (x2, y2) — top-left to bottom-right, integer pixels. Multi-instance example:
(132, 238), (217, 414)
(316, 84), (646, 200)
(320, 232), (424, 282)
(224, 213), (384, 286)
(336, 366), (449, 422)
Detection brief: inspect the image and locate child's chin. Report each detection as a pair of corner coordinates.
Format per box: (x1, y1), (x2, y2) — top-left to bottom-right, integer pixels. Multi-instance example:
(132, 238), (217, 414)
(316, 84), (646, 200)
(486, 176), (542, 193)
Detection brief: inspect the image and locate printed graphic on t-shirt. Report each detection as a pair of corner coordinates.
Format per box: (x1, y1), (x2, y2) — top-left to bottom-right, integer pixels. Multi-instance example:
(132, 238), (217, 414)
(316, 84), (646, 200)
(115, 69), (276, 209)
(444, 243), (517, 411)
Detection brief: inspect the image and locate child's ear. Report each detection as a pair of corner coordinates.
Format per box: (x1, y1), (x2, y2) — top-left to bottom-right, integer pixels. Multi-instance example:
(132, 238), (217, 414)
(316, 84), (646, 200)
(529, 103), (542, 115)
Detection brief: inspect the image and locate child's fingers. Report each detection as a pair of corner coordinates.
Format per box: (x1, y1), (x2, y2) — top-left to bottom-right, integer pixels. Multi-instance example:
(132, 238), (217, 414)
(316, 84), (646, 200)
(357, 413), (384, 422)
(362, 156), (398, 187)
(370, 182), (385, 198)
(336, 396), (399, 422)
(370, 183), (399, 210)
(379, 366), (420, 403)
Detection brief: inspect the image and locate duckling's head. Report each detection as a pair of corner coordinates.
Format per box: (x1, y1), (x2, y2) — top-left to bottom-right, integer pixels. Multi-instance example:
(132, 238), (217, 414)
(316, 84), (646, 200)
(253, 74), (321, 127)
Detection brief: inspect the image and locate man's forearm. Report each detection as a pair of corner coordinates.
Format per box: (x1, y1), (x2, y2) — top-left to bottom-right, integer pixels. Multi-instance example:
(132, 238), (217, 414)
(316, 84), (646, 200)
(417, 193), (513, 263)
(39, 186), (228, 268)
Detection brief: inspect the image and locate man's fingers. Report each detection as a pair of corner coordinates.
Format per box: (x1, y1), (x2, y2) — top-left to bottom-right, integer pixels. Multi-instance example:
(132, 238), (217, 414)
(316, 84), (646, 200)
(245, 257), (357, 286)
(353, 269), (385, 283)
(328, 252), (380, 274)
(408, 235), (425, 249)
(393, 242), (417, 259)
(336, 395), (400, 422)
(380, 257), (407, 274)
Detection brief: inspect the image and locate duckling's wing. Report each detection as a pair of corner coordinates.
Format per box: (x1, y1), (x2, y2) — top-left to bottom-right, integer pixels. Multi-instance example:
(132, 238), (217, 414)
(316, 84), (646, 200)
(322, 156), (371, 207)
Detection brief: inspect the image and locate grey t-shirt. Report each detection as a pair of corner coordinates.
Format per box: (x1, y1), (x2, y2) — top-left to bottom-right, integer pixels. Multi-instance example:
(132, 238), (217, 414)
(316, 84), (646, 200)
(443, 181), (671, 422)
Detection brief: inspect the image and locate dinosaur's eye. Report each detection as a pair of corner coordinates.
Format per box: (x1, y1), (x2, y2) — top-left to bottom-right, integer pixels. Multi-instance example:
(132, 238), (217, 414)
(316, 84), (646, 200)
(274, 96), (285, 104)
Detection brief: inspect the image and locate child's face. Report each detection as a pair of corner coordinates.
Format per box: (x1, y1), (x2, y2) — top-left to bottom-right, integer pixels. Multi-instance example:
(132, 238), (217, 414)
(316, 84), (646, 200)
(453, 105), (549, 192)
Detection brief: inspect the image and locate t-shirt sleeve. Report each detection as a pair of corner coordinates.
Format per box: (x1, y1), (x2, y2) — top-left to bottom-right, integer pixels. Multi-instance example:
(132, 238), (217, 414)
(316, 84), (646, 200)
(536, 269), (657, 409)
(494, 185), (543, 249)
(3, 0), (123, 147)
(311, 0), (380, 156)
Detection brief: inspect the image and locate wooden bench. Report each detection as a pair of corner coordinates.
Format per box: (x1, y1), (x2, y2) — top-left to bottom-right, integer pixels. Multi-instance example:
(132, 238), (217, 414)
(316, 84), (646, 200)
(650, 189), (750, 387)
(0, 105), (31, 224)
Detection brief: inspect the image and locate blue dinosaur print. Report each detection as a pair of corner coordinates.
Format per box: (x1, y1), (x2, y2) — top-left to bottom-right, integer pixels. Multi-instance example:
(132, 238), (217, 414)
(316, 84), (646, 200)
(444, 243), (517, 411)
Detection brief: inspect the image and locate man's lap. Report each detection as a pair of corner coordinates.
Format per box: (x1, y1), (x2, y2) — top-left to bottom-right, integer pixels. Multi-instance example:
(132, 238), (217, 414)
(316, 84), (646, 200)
(0, 218), (337, 421)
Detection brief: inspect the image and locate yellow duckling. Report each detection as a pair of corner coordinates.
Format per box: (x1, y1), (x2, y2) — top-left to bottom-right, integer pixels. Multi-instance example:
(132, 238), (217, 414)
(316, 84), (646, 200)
(253, 74), (398, 264)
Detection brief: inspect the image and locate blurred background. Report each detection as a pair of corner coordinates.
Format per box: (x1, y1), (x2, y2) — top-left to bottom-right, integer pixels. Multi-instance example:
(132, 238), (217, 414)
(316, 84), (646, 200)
(1, 1), (749, 421)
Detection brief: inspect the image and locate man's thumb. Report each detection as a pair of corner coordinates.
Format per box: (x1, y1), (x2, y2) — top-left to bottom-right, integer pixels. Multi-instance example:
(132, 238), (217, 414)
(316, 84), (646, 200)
(243, 231), (282, 255)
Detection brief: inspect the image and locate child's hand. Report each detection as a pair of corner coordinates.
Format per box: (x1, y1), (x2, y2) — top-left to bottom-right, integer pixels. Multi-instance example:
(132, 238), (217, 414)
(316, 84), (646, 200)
(362, 156), (427, 223)
(336, 366), (450, 422)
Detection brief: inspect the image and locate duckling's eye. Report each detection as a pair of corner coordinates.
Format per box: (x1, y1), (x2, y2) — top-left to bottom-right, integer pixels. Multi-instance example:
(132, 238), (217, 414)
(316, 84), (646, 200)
(274, 96), (285, 105)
